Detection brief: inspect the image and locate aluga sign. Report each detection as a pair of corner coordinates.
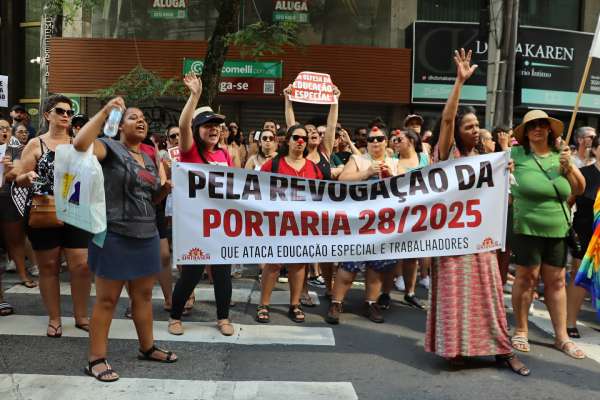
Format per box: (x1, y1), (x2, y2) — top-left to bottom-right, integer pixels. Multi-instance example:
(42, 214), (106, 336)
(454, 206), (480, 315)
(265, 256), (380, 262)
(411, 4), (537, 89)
(273, 0), (309, 23)
(149, 0), (187, 19)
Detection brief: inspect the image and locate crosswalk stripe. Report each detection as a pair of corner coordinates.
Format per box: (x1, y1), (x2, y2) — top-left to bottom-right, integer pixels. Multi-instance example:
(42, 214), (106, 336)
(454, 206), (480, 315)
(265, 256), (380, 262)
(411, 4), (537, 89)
(5, 282), (320, 305)
(0, 374), (358, 400)
(0, 315), (335, 346)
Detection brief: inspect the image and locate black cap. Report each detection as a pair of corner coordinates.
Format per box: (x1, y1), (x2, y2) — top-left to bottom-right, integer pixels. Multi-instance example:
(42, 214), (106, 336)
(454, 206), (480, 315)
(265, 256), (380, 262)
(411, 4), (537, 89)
(11, 105), (26, 113)
(71, 114), (89, 126)
(192, 106), (225, 128)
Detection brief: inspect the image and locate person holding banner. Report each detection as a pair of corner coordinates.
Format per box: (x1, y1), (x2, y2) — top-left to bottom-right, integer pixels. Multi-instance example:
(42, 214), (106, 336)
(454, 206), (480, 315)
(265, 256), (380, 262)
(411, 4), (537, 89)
(168, 72), (234, 337)
(15, 95), (92, 338)
(73, 97), (177, 382)
(326, 126), (399, 324)
(425, 49), (529, 376)
(510, 109), (586, 360)
(257, 123), (323, 323)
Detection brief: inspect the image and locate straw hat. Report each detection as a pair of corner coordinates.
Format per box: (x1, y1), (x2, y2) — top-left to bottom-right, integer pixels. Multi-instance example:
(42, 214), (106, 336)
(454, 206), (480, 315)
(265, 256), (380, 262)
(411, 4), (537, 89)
(513, 110), (564, 144)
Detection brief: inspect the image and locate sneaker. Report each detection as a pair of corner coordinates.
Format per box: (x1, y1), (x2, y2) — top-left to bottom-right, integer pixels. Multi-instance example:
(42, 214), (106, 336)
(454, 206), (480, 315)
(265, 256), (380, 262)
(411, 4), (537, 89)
(418, 276), (430, 290)
(27, 265), (39, 278)
(5, 260), (16, 273)
(403, 294), (425, 310)
(308, 276), (326, 288)
(394, 276), (405, 291)
(377, 293), (391, 310)
(364, 302), (384, 323)
(325, 302), (343, 324)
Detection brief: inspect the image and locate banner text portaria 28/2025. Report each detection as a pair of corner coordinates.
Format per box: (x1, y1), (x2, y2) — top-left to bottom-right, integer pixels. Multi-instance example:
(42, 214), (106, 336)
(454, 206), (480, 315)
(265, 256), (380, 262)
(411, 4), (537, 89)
(172, 152), (510, 265)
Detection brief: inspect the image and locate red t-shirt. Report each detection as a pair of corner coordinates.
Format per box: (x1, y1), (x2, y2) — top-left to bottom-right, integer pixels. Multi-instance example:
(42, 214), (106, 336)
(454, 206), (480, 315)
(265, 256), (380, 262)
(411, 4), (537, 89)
(261, 157), (323, 179)
(180, 145), (233, 166)
(139, 143), (158, 167)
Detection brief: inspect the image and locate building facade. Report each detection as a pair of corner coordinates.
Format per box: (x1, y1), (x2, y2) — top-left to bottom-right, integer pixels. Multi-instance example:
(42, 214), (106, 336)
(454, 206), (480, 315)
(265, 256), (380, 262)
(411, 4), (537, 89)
(1, 0), (600, 132)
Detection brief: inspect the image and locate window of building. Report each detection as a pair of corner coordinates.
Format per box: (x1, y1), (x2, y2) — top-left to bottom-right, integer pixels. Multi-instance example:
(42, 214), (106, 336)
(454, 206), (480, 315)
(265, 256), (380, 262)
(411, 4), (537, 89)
(418, 0), (481, 23)
(520, 0), (580, 31)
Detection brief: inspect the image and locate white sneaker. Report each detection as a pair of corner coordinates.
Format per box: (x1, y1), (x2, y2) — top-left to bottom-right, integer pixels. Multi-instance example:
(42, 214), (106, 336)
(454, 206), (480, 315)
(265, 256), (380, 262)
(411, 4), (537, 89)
(418, 276), (430, 290)
(27, 265), (39, 277)
(5, 260), (16, 272)
(394, 276), (405, 291)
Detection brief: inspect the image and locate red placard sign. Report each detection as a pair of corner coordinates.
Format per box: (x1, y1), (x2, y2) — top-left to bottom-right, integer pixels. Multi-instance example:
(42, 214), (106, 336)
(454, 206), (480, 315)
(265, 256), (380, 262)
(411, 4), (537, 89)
(290, 71), (337, 104)
(168, 146), (181, 161)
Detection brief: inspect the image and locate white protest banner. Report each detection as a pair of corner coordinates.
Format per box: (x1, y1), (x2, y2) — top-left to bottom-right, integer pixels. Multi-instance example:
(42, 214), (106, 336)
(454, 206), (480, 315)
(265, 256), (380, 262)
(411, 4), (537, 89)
(290, 71), (337, 105)
(0, 76), (7, 108)
(172, 152), (509, 265)
(0, 144), (6, 187)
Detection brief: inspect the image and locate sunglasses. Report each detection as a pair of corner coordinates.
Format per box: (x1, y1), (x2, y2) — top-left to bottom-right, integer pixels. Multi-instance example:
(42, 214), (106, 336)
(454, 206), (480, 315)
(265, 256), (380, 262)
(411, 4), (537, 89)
(367, 135), (386, 143)
(169, 133), (179, 139)
(525, 120), (549, 129)
(51, 107), (74, 117)
(261, 135), (275, 142)
(291, 134), (308, 142)
(391, 137), (404, 143)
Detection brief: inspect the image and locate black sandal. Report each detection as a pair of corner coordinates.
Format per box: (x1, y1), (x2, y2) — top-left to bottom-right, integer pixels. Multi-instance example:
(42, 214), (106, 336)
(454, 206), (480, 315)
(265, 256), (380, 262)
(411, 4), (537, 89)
(46, 323), (62, 338)
(288, 304), (305, 323)
(75, 323), (90, 333)
(84, 358), (119, 382)
(256, 305), (270, 323)
(496, 353), (530, 377)
(567, 327), (581, 339)
(138, 345), (178, 363)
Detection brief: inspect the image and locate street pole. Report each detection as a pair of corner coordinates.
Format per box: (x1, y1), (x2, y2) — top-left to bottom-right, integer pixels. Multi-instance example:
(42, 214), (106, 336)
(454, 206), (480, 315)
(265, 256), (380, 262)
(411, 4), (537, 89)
(502, 0), (519, 128)
(485, 0), (503, 129)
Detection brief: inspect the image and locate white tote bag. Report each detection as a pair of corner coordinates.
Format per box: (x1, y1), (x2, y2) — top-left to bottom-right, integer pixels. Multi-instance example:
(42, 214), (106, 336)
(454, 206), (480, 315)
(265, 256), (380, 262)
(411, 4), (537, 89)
(54, 144), (106, 234)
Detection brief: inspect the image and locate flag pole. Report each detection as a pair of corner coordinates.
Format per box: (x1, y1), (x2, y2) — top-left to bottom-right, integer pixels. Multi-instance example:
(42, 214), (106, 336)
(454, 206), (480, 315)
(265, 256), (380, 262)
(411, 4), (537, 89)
(565, 56), (593, 145)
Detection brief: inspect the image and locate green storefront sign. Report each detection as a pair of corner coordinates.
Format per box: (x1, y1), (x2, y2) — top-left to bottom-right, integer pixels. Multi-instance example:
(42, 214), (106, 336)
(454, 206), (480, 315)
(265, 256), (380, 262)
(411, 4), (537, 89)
(273, 11), (308, 23)
(183, 60), (283, 78)
(149, 0), (187, 19)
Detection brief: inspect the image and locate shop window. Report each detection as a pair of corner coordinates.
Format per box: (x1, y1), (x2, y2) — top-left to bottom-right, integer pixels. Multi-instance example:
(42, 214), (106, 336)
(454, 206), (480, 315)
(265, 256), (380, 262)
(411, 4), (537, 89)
(520, 0), (580, 31)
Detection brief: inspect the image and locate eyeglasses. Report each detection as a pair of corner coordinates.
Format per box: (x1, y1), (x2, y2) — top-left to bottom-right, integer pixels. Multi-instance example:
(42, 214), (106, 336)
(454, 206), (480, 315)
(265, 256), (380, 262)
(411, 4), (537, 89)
(0, 126), (10, 132)
(291, 134), (307, 142)
(317, 131), (326, 136)
(51, 107), (74, 117)
(261, 136), (275, 142)
(584, 135), (596, 139)
(169, 134), (179, 139)
(367, 135), (386, 143)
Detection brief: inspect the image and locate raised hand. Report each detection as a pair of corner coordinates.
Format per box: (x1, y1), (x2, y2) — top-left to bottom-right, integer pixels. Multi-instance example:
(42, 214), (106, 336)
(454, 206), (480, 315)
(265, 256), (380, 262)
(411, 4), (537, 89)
(183, 72), (202, 96)
(333, 86), (341, 99)
(283, 84), (293, 98)
(453, 48), (478, 83)
(102, 97), (126, 117)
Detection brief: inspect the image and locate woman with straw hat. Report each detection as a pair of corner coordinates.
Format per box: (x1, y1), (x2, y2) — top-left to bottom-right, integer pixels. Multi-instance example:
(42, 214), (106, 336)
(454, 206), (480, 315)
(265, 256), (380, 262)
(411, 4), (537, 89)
(510, 109), (587, 360)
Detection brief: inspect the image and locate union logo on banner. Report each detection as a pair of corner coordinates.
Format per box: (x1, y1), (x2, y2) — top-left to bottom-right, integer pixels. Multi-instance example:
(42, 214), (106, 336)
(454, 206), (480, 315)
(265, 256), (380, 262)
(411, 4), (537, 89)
(180, 247), (211, 262)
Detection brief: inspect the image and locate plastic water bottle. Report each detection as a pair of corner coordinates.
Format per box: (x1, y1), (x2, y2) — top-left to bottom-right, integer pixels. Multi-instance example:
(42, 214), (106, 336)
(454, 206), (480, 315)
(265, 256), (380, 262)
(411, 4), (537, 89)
(103, 107), (122, 138)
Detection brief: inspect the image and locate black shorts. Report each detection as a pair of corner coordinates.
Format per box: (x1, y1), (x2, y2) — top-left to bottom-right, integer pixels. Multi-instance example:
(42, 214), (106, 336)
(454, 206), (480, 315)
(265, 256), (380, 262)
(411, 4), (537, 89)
(27, 223), (92, 251)
(0, 196), (22, 223)
(156, 206), (168, 240)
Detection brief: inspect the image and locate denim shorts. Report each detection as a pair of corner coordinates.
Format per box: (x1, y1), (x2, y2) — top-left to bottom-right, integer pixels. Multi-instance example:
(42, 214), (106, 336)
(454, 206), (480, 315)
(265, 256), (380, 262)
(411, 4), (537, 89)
(341, 259), (397, 273)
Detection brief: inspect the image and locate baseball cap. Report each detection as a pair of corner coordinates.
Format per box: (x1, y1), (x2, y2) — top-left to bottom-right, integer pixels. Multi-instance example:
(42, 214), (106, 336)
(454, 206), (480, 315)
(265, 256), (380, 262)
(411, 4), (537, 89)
(192, 106), (226, 127)
(11, 105), (27, 113)
(403, 114), (424, 127)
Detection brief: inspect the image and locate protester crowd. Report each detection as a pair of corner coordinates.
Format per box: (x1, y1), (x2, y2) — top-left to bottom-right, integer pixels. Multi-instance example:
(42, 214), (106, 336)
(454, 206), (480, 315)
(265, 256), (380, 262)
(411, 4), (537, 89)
(1, 48), (598, 382)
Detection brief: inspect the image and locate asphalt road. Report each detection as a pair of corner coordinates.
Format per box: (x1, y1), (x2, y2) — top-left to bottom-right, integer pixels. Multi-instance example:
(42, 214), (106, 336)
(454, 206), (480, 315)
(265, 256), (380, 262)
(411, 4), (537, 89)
(1, 269), (599, 400)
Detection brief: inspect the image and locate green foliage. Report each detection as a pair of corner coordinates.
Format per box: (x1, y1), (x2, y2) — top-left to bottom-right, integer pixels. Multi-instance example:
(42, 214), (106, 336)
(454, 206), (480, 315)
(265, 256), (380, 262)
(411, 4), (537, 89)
(95, 66), (186, 106)
(226, 21), (303, 59)
(43, 0), (102, 24)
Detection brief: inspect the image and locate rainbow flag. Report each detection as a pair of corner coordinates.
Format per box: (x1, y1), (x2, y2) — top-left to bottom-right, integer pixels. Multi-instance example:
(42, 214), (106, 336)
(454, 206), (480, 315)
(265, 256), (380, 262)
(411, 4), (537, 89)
(575, 190), (600, 320)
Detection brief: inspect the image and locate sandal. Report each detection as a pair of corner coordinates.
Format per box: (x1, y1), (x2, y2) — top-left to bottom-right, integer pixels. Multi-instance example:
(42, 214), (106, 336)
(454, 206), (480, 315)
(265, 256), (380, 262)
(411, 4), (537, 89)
(555, 339), (586, 359)
(217, 319), (235, 336)
(256, 305), (270, 323)
(300, 293), (316, 308)
(168, 319), (184, 336)
(511, 335), (530, 352)
(496, 353), (530, 377)
(19, 280), (37, 289)
(567, 327), (581, 339)
(288, 304), (305, 323)
(84, 358), (119, 382)
(47, 323), (62, 338)
(138, 345), (178, 363)
(75, 323), (90, 333)
(0, 302), (14, 316)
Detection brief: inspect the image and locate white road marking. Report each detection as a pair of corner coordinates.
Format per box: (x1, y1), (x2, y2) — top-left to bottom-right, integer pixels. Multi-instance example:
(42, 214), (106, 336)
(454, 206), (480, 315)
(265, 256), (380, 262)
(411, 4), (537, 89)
(0, 315), (335, 346)
(6, 282), (320, 305)
(0, 374), (358, 400)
